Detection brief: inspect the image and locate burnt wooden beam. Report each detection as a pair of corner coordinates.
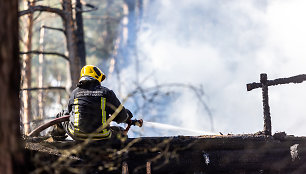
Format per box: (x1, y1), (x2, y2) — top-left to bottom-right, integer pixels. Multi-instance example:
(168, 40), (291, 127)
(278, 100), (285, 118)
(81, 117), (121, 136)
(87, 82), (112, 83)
(25, 135), (306, 174)
(247, 74), (306, 91)
(247, 73), (272, 135)
(246, 73), (306, 136)
(261, 74), (271, 136)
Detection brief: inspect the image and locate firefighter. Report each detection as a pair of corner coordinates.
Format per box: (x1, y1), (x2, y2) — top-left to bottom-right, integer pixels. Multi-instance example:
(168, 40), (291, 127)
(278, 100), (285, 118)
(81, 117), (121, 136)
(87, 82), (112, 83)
(51, 65), (133, 140)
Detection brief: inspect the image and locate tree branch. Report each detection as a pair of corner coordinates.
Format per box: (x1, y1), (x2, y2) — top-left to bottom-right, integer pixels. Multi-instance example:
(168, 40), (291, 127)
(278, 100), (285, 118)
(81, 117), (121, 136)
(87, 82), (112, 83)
(20, 86), (66, 91)
(19, 5), (65, 19)
(128, 82), (214, 131)
(20, 50), (68, 61)
(42, 25), (65, 34)
(75, 3), (98, 13)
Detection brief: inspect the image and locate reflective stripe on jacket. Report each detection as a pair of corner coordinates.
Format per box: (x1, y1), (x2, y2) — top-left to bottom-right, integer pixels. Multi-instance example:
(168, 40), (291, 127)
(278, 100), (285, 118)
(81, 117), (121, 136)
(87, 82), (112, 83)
(67, 81), (129, 140)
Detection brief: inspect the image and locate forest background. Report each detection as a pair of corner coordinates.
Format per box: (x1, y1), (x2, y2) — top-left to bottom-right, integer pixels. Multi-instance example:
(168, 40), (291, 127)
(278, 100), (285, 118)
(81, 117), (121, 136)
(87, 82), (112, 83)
(19, 0), (306, 138)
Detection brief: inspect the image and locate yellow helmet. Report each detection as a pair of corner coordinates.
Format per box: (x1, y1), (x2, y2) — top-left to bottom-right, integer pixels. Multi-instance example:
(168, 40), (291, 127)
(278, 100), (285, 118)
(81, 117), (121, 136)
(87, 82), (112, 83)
(80, 65), (106, 82)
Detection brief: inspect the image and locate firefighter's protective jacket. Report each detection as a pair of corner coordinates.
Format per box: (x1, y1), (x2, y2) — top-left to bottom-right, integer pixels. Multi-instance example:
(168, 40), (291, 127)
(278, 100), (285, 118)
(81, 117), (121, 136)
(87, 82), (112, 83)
(66, 81), (129, 139)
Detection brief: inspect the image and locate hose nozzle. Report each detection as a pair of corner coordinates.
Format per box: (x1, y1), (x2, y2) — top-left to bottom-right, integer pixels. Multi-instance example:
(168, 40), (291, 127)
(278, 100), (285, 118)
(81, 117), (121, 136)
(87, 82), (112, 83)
(131, 119), (143, 127)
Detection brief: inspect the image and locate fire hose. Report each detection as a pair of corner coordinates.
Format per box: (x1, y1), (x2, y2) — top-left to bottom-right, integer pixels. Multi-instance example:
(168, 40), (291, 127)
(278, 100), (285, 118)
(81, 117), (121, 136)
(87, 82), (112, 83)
(28, 115), (143, 137)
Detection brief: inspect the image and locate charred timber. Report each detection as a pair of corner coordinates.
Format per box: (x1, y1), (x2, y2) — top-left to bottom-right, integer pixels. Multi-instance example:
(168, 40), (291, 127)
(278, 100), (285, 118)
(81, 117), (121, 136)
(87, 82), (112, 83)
(261, 74), (271, 136)
(25, 135), (306, 174)
(247, 74), (306, 91)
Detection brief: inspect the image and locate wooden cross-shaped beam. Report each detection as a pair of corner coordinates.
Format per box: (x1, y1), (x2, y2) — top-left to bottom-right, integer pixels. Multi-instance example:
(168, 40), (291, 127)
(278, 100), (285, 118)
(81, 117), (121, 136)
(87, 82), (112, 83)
(246, 73), (306, 136)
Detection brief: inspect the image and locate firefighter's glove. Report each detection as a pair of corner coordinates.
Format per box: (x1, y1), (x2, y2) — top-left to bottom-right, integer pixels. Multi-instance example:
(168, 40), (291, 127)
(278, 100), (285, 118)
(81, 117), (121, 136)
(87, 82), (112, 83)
(50, 124), (67, 141)
(56, 110), (69, 118)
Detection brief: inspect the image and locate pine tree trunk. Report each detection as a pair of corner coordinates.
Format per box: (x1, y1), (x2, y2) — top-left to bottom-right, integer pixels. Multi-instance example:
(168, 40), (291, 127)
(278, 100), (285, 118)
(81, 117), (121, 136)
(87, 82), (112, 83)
(0, 0), (25, 173)
(76, 0), (86, 67)
(38, 24), (45, 120)
(62, 0), (80, 91)
(21, 0), (35, 135)
(107, 0), (117, 77)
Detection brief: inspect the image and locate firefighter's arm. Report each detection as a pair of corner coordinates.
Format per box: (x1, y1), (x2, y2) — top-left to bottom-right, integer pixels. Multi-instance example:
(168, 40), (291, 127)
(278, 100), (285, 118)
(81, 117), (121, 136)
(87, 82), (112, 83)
(67, 89), (77, 113)
(125, 109), (133, 124)
(107, 90), (130, 123)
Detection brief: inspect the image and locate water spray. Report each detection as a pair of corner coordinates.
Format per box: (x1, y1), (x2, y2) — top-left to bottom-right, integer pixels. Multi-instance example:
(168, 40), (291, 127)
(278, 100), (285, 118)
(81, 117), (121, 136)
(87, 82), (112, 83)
(143, 121), (216, 135)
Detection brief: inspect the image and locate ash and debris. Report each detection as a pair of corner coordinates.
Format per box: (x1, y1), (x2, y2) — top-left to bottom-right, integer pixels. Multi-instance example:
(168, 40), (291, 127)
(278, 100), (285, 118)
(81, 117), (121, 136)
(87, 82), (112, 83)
(25, 136), (81, 161)
(24, 131), (306, 174)
(24, 131), (303, 155)
(202, 151), (210, 165)
(290, 144), (300, 161)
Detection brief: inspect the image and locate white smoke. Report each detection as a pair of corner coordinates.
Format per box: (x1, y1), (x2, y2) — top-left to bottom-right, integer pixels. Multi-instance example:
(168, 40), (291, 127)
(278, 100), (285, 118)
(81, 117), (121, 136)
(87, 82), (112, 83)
(108, 0), (306, 136)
